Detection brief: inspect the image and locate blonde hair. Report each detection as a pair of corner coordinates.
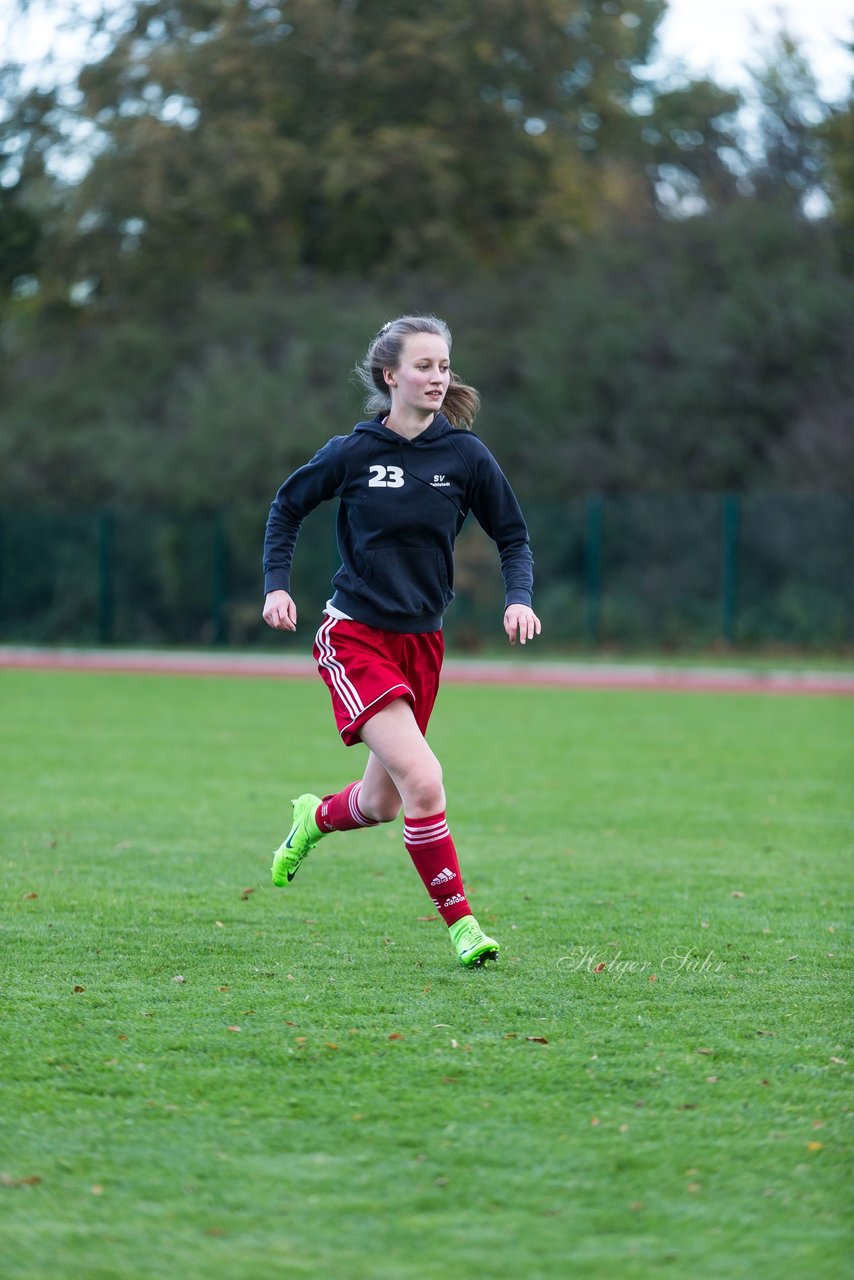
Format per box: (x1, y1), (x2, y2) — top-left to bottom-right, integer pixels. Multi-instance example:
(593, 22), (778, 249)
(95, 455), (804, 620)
(355, 314), (480, 430)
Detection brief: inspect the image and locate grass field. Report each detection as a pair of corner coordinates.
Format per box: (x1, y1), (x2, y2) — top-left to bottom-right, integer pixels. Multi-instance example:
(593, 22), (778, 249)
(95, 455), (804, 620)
(1, 669), (851, 1280)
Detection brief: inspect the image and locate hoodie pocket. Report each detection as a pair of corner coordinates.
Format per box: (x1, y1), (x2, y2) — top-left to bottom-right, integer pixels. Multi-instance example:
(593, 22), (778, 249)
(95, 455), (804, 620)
(359, 546), (453, 618)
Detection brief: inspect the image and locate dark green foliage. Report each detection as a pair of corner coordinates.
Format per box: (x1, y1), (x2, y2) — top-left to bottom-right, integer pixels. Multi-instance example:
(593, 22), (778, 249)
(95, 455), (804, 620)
(1, 206), (852, 511)
(0, 1), (851, 568)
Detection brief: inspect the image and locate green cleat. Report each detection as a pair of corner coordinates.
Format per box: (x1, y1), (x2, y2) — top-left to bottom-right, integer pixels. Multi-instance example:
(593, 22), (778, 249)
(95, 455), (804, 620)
(449, 915), (500, 968)
(271, 794), (325, 886)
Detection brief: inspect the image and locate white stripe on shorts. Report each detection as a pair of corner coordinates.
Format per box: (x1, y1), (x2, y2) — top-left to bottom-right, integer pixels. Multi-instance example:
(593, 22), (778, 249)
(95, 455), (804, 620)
(315, 616), (363, 722)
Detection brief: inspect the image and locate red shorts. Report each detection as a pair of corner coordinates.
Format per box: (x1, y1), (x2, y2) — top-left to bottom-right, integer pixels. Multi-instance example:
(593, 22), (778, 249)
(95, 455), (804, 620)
(313, 615), (444, 746)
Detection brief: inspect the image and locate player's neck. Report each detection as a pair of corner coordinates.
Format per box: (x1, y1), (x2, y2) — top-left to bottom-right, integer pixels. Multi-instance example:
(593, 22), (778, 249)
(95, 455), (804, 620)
(383, 408), (434, 441)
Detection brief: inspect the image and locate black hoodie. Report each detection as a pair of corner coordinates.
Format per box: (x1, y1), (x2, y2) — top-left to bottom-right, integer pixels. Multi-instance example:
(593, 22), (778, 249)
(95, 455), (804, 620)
(263, 412), (533, 634)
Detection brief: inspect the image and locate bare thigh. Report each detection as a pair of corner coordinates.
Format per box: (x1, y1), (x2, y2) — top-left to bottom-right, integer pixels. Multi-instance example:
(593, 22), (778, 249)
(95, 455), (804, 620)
(358, 698), (445, 819)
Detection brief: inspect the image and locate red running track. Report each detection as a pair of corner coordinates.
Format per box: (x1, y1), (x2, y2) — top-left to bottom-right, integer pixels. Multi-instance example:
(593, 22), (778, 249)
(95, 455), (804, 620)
(2, 646), (853, 696)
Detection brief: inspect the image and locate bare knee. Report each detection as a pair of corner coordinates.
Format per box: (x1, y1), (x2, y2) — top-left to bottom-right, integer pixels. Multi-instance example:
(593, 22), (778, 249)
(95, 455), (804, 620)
(398, 760), (445, 816)
(358, 768), (403, 824)
(366, 794), (403, 824)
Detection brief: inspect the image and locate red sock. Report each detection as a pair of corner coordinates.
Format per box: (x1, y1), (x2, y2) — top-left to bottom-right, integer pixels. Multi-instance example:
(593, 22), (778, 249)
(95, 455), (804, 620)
(403, 811), (471, 927)
(316, 781), (378, 833)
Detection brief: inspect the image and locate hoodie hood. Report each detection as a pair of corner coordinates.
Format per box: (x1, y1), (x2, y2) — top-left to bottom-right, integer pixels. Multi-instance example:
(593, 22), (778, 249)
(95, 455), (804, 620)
(353, 412), (456, 445)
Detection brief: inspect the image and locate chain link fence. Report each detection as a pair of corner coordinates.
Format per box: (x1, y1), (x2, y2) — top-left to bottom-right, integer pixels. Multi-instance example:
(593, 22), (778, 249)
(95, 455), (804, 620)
(1, 495), (851, 651)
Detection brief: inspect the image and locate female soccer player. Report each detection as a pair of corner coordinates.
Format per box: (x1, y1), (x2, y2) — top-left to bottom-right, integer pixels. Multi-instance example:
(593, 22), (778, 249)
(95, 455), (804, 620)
(262, 315), (540, 967)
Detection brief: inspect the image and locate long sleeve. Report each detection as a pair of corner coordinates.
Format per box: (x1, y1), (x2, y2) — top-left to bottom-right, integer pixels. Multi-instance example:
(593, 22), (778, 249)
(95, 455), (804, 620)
(467, 447), (534, 608)
(263, 438), (347, 595)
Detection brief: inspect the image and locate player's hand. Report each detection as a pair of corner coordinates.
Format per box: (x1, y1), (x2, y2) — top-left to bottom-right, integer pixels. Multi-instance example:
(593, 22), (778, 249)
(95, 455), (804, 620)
(263, 590), (297, 632)
(504, 604), (541, 646)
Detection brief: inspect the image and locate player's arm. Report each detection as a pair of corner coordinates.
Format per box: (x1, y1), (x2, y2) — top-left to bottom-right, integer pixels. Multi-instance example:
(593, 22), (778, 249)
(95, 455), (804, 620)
(467, 444), (541, 645)
(262, 438), (346, 631)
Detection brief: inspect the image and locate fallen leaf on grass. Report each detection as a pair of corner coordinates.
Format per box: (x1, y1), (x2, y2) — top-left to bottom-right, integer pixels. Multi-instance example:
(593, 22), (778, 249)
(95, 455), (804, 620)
(388, 1033), (405, 1041)
(806, 1141), (824, 1152)
(118, 1034), (128, 1042)
(240, 888), (254, 900)
(22, 892), (38, 900)
(687, 1183), (701, 1193)
(72, 985), (85, 994)
(705, 1076), (720, 1083)
(629, 1201), (644, 1211)
(648, 974), (657, 983)
(325, 1043), (339, 1051)
(91, 1185), (104, 1196)
(205, 1228), (224, 1237)
(526, 1036), (549, 1044)
(787, 955), (799, 962)
(217, 986), (229, 992)
(590, 1116), (600, 1126)
(830, 1056), (847, 1065)
(593, 962), (607, 973)
(1, 1174), (42, 1187)
(504, 1033), (518, 1040)
(696, 1047), (714, 1056)
(226, 1026), (241, 1033)
(215, 921), (224, 928)
(416, 915), (439, 921)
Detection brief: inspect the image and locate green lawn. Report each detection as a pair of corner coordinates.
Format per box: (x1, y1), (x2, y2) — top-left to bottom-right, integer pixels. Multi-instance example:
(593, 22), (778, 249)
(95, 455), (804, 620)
(1, 670), (851, 1280)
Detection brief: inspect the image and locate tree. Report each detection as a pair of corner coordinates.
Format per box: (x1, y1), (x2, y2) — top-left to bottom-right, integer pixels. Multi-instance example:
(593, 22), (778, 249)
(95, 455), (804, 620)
(819, 45), (854, 266)
(743, 29), (833, 215)
(51, 0), (677, 295)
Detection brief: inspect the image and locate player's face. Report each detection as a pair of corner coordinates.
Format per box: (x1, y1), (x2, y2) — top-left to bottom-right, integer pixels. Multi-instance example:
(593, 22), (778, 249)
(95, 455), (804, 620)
(386, 333), (451, 416)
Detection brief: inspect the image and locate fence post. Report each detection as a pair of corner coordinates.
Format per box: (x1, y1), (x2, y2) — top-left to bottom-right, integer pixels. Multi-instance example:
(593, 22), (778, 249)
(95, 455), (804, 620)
(211, 513), (229, 646)
(584, 493), (603, 648)
(721, 493), (740, 646)
(96, 508), (114, 645)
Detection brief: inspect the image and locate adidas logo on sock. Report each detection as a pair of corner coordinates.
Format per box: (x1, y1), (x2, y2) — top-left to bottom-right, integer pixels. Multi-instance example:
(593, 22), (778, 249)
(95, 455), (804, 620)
(430, 867), (457, 887)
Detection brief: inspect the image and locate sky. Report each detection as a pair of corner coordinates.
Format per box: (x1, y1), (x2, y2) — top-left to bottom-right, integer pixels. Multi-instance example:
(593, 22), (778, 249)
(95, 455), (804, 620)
(2, 0), (853, 101)
(654, 0), (853, 100)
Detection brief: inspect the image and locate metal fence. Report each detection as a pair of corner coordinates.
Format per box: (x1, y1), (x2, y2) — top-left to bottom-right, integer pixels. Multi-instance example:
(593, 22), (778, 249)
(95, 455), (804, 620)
(1, 495), (852, 651)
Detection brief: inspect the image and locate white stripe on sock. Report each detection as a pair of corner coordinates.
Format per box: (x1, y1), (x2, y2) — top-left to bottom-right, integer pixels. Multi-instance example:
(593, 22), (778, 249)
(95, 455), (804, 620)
(348, 782), (373, 827)
(404, 823), (450, 845)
